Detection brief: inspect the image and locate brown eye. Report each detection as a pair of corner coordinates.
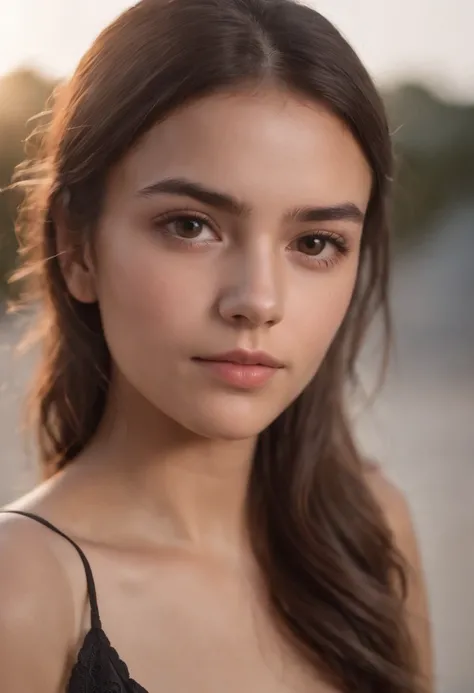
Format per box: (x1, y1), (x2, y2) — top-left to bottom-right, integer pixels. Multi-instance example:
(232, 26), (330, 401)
(288, 232), (348, 267)
(296, 235), (326, 255)
(171, 217), (205, 238)
(155, 213), (218, 246)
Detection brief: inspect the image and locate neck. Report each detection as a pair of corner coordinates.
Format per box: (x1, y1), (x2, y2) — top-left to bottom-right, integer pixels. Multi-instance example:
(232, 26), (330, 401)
(82, 377), (257, 554)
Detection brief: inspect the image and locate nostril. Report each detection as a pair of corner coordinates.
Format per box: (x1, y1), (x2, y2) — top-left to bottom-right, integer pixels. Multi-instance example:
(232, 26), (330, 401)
(231, 314), (248, 323)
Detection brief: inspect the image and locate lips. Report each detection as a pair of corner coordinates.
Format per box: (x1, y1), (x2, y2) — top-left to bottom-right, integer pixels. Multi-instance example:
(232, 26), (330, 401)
(193, 349), (284, 389)
(194, 349), (284, 369)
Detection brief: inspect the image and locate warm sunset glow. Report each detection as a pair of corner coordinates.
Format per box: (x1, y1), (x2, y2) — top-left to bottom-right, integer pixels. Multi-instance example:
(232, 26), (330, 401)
(0, 0), (473, 100)
(0, 5), (28, 76)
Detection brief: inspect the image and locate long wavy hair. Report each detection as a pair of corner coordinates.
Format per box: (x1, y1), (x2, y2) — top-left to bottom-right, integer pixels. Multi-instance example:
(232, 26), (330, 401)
(12, 0), (418, 690)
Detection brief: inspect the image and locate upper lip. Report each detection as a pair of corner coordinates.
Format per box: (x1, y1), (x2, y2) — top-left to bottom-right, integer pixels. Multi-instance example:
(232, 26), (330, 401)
(196, 349), (284, 368)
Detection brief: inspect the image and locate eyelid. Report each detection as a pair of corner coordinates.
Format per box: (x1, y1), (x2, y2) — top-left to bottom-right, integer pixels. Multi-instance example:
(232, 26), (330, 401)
(153, 209), (220, 233)
(288, 229), (351, 268)
(153, 208), (215, 225)
(151, 210), (222, 249)
(304, 229), (346, 242)
(291, 229), (349, 249)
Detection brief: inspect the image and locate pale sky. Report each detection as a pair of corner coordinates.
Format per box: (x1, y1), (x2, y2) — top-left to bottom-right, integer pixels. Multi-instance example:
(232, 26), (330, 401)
(1, 0), (473, 101)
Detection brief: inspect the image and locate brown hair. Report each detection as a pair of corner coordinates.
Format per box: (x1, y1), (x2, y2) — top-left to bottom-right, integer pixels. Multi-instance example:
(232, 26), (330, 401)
(13, 0), (418, 690)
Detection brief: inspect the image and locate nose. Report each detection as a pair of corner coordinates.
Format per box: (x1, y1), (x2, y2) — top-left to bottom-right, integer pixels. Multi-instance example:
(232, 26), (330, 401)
(217, 245), (284, 328)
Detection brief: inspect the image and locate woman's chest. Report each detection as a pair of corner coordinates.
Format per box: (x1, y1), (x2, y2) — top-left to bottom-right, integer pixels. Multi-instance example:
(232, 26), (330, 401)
(90, 558), (339, 693)
(102, 617), (338, 693)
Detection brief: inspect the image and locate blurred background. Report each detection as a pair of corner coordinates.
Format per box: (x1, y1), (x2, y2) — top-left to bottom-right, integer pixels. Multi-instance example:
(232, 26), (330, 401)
(0, 1), (472, 692)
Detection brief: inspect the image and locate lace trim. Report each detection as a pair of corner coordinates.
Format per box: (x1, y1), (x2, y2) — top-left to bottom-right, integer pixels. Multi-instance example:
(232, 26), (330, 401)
(68, 627), (148, 693)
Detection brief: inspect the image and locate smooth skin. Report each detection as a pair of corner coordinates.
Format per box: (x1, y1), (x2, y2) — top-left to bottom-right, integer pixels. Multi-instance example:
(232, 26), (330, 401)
(0, 87), (432, 692)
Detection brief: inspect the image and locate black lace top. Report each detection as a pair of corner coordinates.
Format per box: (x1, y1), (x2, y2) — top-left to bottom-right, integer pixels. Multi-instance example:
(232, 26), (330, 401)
(1, 510), (148, 693)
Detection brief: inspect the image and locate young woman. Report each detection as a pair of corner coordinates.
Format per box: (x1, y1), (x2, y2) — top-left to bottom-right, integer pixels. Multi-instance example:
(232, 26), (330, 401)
(0, 0), (432, 691)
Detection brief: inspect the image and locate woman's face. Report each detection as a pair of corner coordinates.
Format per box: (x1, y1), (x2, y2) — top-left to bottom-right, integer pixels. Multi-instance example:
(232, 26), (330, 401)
(88, 87), (372, 440)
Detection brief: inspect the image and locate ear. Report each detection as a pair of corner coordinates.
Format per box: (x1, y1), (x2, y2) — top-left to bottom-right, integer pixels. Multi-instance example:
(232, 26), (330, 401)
(54, 194), (97, 304)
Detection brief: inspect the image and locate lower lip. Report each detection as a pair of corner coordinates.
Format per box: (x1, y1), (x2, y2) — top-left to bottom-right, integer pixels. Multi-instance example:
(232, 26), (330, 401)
(194, 359), (278, 389)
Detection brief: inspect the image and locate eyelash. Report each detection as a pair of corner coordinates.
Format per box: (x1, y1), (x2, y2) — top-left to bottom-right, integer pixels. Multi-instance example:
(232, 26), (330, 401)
(152, 211), (350, 268)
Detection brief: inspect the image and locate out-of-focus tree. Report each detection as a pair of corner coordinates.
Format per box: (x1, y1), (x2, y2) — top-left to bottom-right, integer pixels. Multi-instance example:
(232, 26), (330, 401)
(387, 84), (474, 245)
(0, 70), (473, 297)
(0, 68), (56, 299)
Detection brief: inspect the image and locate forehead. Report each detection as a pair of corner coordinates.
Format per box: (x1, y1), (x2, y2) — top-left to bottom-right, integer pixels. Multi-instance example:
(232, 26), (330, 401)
(111, 87), (372, 210)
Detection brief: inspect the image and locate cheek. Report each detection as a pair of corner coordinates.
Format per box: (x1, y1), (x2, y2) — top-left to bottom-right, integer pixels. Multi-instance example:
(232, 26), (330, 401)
(288, 265), (358, 377)
(94, 231), (205, 354)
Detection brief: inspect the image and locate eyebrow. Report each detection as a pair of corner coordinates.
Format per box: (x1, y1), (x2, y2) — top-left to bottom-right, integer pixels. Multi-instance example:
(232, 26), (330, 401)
(137, 177), (365, 224)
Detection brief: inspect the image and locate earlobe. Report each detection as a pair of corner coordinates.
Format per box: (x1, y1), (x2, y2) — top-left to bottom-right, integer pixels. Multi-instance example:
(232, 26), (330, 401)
(54, 198), (98, 305)
(63, 253), (98, 304)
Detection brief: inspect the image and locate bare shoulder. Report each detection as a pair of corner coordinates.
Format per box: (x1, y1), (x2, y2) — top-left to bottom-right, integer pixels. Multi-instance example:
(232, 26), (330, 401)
(363, 462), (413, 535)
(0, 512), (78, 692)
(363, 463), (424, 598)
(363, 463), (434, 692)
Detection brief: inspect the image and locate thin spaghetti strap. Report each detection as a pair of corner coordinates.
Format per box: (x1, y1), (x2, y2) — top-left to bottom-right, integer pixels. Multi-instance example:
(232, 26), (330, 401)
(0, 510), (102, 629)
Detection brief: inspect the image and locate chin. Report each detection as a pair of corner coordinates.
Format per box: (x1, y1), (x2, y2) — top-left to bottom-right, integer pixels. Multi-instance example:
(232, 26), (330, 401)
(169, 395), (284, 442)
